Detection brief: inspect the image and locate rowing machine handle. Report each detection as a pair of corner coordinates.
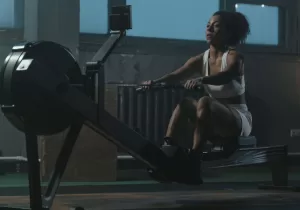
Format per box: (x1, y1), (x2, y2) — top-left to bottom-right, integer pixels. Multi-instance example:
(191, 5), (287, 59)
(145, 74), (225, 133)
(136, 83), (203, 92)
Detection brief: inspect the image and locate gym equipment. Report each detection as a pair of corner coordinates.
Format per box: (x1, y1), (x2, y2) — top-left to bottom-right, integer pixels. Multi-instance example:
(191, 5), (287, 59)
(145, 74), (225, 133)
(0, 5), (290, 210)
(135, 83), (203, 92)
(0, 5), (133, 210)
(117, 83), (288, 185)
(0, 41), (83, 135)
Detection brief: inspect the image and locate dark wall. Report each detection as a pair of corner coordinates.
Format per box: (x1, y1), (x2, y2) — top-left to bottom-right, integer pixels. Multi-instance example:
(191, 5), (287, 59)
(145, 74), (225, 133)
(244, 54), (300, 149)
(80, 49), (300, 152)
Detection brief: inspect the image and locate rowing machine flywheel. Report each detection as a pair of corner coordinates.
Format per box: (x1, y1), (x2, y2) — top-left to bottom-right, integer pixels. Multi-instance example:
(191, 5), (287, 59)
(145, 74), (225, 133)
(0, 41), (82, 135)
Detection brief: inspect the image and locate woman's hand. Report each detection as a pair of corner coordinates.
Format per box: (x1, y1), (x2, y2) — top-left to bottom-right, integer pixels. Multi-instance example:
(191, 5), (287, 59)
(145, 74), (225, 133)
(184, 78), (202, 89)
(140, 80), (154, 89)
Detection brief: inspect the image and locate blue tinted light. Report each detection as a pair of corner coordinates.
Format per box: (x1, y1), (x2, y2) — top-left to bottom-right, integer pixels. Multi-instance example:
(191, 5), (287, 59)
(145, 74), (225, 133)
(236, 3), (279, 45)
(126, 0), (219, 40)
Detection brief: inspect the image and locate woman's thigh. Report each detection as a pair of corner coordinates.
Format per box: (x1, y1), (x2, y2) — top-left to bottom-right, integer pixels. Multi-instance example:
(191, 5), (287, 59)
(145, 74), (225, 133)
(209, 99), (242, 138)
(174, 97), (241, 140)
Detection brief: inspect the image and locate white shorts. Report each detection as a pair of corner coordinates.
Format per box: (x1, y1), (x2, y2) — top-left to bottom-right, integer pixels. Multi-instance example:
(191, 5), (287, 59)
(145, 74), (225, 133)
(228, 104), (252, 137)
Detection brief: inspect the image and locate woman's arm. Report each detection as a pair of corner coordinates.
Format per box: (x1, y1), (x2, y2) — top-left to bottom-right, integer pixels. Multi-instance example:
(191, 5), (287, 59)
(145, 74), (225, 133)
(201, 52), (244, 85)
(153, 54), (203, 84)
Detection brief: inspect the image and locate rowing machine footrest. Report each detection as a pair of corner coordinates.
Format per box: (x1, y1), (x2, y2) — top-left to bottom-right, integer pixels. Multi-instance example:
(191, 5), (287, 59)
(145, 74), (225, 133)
(158, 145), (202, 184)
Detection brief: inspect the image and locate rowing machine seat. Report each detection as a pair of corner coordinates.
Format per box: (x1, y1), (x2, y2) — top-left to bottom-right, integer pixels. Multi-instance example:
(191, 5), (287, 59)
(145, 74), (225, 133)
(202, 136), (257, 161)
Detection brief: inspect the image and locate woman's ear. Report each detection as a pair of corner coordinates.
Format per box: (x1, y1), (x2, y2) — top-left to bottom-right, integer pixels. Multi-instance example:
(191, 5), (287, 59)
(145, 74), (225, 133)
(225, 28), (233, 39)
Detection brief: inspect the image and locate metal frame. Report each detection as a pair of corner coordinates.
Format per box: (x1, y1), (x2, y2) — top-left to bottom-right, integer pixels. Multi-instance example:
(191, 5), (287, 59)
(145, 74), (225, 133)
(42, 120), (83, 209)
(85, 31), (126, 116)
(0, 117), (83, 210)
(23, 122), (42, 210)
(26, 64), (169, 170)
(0, 103), (83, 210)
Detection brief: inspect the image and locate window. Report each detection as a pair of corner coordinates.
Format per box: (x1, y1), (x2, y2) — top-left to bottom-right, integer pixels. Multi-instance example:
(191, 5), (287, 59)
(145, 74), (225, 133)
(235, 3), (279, 45)
(0, 0), (24, 28)
(80, 0), (108, 34)
(126, 0), (219, 40)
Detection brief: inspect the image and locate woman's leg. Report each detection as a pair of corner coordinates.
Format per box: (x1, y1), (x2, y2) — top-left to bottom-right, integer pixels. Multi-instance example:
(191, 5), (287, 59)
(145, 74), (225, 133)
(165, 96), (241, 150)
(192, 96), (242, 152)
(165, 98), (197, 145)
(163, 96), (241, 185)
(164, 98), (202, 184)
(192, 96), (213, 152)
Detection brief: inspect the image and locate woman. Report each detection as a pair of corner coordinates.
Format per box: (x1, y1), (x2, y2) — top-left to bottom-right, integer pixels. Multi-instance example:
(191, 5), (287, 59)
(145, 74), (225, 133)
(143, 11), (252, 184)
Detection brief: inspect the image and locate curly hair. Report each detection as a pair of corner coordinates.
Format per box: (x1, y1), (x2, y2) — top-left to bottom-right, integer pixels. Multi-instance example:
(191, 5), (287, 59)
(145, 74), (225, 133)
(213, 10), (250, 46)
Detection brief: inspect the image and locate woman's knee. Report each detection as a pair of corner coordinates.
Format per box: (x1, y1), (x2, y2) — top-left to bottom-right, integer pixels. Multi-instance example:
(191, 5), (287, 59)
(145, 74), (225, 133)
(177, 97), (196, 109)
(196, 96), (212, 120)
(175, 97), (197, 116)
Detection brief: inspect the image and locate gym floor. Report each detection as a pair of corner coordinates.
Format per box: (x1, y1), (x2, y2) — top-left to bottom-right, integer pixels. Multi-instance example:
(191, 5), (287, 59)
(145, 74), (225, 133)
(1, 190), (300, 210)
(0, 167), (300, 210)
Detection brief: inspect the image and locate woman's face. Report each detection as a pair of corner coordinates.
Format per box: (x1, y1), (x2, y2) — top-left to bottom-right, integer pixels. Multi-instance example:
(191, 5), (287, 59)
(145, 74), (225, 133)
(206, 15), (230, 46)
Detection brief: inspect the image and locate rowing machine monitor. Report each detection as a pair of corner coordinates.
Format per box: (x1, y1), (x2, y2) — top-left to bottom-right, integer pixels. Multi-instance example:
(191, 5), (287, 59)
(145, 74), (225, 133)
(84, 5), (131, 121)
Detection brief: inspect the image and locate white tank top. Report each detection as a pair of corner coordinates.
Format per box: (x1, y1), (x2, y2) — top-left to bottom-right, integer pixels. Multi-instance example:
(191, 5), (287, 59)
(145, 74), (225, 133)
(202, 49), (245, 99)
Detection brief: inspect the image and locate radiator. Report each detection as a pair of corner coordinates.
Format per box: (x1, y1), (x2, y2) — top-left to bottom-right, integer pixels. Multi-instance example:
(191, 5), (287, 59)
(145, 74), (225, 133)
(117, 84), (204, 146)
